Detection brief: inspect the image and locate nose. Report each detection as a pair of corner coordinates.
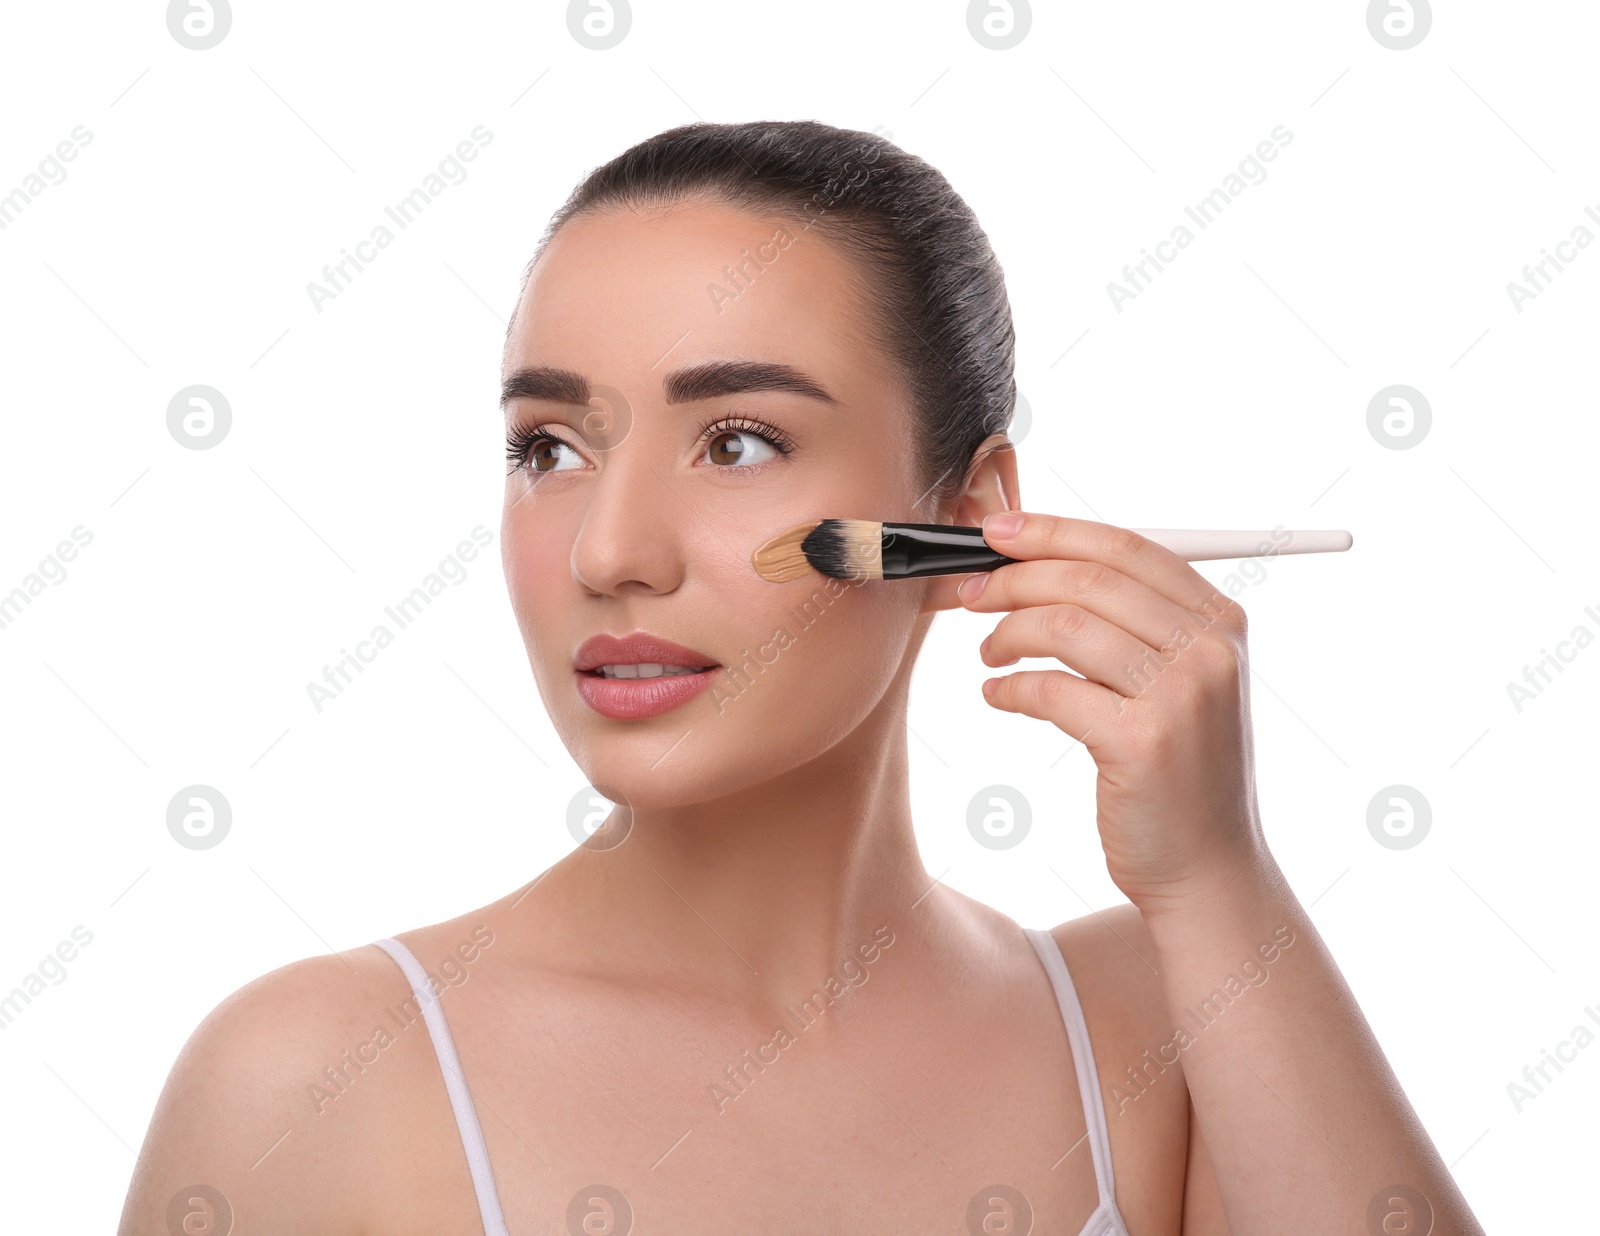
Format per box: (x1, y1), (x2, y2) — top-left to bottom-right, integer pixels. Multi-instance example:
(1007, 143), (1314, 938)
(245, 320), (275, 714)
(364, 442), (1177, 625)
(569, 448), (689, 598)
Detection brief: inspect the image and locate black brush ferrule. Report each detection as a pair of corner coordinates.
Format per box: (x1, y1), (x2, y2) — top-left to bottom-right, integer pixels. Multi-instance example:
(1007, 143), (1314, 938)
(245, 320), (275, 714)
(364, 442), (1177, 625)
(879, 522), (1022, 579)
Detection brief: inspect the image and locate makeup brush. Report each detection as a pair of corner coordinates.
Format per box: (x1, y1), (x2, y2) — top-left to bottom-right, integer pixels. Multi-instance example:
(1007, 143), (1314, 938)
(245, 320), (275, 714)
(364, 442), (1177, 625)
(751, 519), (1353, 583)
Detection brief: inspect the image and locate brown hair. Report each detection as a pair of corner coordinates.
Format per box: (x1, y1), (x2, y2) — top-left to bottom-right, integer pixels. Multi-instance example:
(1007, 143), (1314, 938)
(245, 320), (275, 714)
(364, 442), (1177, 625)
(512, 119), (1017, 508)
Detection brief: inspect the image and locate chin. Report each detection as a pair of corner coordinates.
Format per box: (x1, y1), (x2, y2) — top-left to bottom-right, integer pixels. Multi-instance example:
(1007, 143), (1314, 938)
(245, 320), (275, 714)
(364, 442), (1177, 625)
(572, 748), (752, 814)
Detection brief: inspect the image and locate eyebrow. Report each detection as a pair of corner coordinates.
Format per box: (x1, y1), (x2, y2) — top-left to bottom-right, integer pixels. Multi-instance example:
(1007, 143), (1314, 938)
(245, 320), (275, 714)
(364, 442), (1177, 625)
(499, 359), (838, 411)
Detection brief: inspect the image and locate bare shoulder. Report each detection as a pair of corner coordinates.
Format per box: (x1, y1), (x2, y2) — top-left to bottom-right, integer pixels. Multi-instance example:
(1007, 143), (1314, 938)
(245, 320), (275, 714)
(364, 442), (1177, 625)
(1048, 903), (1191, 1232)
(1047, 902), (1168, 1041)
(117, 941), (432, 1236)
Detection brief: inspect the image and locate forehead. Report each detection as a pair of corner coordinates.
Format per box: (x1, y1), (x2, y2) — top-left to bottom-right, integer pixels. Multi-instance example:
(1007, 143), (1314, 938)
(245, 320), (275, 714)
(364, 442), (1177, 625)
(503, 198), (891, 397)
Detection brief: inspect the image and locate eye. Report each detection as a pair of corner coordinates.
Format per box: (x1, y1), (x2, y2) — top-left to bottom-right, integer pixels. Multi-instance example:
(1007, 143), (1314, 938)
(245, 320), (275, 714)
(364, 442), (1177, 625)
(505, 413), (797, 479)
(702, 428), (780, 468)
(697, 414), (796, 469)
(505, 423), (583, 477)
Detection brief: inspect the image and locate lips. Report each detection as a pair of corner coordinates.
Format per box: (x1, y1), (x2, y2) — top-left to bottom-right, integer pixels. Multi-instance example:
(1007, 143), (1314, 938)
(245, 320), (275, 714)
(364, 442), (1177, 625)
(573, 631), (720, 674)
(572, 631), (724, 720)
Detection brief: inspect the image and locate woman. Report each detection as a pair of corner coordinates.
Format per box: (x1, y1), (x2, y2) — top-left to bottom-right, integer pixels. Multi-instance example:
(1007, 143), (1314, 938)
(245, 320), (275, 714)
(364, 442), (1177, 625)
(120, 120), (1483, 1235)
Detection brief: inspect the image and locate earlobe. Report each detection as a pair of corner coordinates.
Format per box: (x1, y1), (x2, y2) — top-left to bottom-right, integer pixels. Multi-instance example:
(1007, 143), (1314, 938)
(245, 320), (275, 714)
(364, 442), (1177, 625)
(919, 432), (1021, 614)
(920, 573), (971, 614)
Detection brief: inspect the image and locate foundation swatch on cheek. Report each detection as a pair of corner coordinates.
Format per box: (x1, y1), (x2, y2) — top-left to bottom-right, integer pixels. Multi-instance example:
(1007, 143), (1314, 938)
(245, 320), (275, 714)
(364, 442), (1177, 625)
(751, 523), (814, 583)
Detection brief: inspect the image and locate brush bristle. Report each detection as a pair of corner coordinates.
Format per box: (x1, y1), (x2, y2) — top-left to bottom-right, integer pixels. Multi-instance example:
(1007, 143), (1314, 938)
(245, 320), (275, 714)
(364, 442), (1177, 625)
(750, 519), (884, 582)
(801, 519), (883, 580)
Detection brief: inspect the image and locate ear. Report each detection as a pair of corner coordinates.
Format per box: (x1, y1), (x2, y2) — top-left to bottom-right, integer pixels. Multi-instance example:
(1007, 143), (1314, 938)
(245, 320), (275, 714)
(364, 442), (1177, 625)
(919, 433), (1021, 614)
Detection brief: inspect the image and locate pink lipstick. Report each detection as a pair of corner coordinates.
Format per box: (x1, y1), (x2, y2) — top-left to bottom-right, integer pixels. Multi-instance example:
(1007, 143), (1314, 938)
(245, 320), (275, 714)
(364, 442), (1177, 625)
(572, 631), (723, 720)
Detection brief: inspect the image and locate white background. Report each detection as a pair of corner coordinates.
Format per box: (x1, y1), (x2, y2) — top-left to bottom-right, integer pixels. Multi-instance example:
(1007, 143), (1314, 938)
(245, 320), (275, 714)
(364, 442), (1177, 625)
(1, 1), (1594, 1231)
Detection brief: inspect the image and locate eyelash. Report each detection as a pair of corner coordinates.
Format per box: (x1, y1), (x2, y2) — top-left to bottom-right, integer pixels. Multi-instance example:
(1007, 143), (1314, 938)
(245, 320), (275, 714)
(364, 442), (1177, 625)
(505, 413), (797, 477)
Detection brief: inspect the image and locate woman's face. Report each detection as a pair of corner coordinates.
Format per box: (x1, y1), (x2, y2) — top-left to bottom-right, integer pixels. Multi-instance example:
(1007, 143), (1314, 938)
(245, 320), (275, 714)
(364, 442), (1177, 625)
(500, 197), (948, 808)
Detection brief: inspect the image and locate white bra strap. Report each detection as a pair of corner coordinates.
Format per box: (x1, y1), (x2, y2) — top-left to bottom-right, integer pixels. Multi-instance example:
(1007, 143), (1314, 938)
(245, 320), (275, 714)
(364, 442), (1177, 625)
(371, 937), (511, 1236)
(1025, 926), (1121, 1219)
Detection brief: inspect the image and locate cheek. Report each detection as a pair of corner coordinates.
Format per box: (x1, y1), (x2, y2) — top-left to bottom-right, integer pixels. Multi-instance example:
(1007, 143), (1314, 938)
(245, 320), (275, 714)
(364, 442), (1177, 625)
(833, 576), (923, 667)
(716, 574), (918, 714)
(501, 503), (571, 625)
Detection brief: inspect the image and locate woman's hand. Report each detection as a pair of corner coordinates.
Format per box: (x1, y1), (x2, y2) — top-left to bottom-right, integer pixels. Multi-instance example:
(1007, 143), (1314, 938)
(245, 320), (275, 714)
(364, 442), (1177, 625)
(955, 510), (1273, 918)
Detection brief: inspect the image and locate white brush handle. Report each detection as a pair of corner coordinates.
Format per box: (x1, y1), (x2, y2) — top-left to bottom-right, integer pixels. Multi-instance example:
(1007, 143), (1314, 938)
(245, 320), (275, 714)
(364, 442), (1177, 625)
(1129, 528), (1352, 562)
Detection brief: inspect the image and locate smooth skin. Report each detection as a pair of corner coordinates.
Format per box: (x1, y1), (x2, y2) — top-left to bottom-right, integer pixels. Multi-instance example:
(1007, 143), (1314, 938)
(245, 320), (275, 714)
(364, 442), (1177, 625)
(952, 513), (1486, 1233)
(119, 196), (1481, 1235)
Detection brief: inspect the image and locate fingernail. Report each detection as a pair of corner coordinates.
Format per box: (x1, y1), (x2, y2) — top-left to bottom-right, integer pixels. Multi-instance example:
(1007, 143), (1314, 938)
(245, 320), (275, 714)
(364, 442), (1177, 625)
(958, 573), (988, 603)
(982, 677), (998, 698)
(984, 511), (1024, 539)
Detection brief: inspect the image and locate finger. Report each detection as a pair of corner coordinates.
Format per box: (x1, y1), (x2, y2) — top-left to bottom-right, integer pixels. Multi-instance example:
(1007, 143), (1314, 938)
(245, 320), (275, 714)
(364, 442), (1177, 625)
(982, 603), (1155, 698)
(982, 667), (1128, 741)
(959, 554), (1205, 653)
(979, 512), (1242, 624)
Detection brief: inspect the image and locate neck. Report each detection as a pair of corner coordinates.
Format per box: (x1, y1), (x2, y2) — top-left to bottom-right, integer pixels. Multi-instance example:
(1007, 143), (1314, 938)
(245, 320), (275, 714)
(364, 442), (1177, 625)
(515, 696), (937, 1011)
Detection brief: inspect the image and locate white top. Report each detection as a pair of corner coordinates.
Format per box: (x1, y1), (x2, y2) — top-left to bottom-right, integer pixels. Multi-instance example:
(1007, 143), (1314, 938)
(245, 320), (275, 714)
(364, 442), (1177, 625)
(372, 923), (1130, 1235)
